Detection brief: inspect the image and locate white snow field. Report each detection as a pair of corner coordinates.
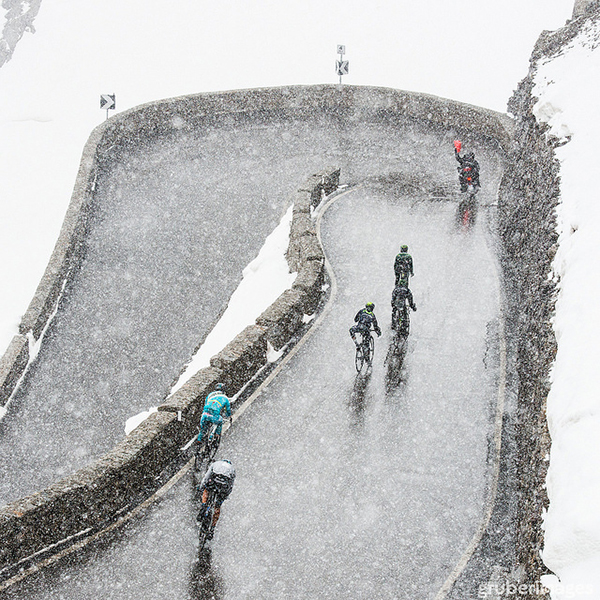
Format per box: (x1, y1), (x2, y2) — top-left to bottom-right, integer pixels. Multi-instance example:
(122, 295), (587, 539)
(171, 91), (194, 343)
(532, 17), (600, 600)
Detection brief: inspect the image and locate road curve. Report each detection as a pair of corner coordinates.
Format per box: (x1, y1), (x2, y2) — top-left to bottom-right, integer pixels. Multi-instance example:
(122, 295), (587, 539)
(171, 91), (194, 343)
(2, 121), (507, 599)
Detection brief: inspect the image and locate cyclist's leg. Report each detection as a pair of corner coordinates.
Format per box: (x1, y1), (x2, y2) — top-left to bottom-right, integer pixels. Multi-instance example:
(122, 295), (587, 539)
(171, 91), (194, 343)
(207, 496), (225, 539)
(198, 413), (212, 444)
(197, 413), (220, 464)
(195, 415), (210, 468)
(350, 325), (361, 346)
(212, 497), (224, 527)
(354, 326), (366, 349)
(197, 487), (209, 522)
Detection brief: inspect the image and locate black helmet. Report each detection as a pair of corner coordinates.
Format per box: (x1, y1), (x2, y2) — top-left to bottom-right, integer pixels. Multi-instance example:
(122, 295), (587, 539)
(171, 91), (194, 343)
(401, 245), (408, 253)
(365, 302), (375, 311)
(465, 152), (475, 160)
(215, 382), (226, 392)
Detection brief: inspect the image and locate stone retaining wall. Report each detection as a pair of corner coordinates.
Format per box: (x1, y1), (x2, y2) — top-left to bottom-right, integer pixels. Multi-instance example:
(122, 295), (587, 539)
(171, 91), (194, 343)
(0, 84), (512, 574)
(495, 8), (595, 589)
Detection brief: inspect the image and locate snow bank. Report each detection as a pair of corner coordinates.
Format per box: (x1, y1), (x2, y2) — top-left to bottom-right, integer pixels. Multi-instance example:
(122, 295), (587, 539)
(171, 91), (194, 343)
(532, 18), (600, 598)
(124, 407), (157, 436)
(169, 204), (296, 394)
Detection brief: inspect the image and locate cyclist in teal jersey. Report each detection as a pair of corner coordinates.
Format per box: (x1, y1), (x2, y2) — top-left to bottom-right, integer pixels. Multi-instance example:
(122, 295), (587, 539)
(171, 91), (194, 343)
(197, 383), (232, 444)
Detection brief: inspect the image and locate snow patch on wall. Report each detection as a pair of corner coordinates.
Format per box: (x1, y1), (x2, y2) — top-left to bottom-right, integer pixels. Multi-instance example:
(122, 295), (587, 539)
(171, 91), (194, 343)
(169, 204), (296, 395)
(125, 407), (157, 436)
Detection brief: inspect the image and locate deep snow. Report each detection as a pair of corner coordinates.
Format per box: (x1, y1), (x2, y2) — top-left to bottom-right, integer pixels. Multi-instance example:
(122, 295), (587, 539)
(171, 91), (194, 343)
(532, 17), (600, 599)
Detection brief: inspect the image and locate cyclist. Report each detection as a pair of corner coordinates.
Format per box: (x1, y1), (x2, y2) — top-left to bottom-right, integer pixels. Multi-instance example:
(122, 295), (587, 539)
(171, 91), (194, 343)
(197, 383), (232, 448)
(197, 459), (236, 538)
(350, 302), (382, 348)
(454, 140), (480, 193)
(391, 280), (417, 330)
(394, 244), (414, 286)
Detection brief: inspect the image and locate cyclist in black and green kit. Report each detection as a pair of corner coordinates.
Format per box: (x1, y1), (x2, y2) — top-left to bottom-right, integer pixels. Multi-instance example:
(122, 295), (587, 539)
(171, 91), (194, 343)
(394, 245), (413, 286)
(349, 302), (382, 347)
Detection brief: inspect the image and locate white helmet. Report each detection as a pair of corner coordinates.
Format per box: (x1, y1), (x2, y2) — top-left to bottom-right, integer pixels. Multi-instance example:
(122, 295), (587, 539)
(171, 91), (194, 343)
(212, 459), (236, 479)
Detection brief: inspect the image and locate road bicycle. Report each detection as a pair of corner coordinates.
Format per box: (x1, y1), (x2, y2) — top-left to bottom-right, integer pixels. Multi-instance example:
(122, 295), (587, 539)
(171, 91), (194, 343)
(457, 177), (479, 228)
(355, 330), (375, 373)
(193, 421), (222, 485)
(391, 304), (410, 347)
(197, 489), (218, 550)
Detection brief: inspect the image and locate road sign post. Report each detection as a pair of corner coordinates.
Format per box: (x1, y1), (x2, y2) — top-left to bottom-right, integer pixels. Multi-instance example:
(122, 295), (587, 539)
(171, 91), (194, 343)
(336, 45), (349, 84)
(100, 94), (116, 120)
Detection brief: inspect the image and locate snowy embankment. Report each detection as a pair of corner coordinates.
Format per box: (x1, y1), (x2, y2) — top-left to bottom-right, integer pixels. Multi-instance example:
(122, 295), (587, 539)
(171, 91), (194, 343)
(532, 18), (600, 599)
(125, 204), (296, 434)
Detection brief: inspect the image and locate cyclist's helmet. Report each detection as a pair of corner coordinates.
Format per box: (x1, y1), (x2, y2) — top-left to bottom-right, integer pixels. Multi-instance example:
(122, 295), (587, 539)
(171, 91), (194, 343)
(401, 245), (408, 252)
(365, 302), (375, 311)
(212, 459), (236, 479)
(465, 152), (475, 160)
(215, 382), (226, 393)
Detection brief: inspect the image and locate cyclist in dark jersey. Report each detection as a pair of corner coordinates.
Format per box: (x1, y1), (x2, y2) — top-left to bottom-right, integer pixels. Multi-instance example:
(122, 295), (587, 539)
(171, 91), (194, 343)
(197, 459), (236, 539)
(394, 245), (413, 285)
(350, 302), (382, 347)
(454, 142), (481, 193)
(391, 280), (417, 330)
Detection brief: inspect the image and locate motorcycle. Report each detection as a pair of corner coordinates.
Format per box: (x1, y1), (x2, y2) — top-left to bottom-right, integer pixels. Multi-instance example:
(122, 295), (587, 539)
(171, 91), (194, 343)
(454, 141), (479, 227)
(457, 173), (479, 227)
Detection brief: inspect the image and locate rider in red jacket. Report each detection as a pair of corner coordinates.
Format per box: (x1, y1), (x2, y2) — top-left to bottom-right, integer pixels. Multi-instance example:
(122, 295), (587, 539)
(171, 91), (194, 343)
(454, 140), (480, 192)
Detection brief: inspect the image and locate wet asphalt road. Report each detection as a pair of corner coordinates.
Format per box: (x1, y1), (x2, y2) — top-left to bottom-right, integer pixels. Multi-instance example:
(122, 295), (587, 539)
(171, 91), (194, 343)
(3, 141), (507, 598)
(0, 113), (502, 504)
(0, 113), (482, 504)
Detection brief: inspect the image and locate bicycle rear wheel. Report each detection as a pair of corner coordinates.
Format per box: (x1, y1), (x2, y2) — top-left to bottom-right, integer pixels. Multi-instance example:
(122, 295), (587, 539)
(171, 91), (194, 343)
(400, 308), (410, 337)
(206, 434), (220, 463)
(198, 495), (216, 550)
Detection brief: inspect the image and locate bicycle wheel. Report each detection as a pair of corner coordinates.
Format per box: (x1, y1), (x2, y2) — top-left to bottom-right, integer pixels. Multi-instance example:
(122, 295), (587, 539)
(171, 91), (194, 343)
(355, 344), (365, 373)
(195, 439), (211, 468)
(198, 496), (215, 550)
(400, 308), (410, 337)
(367, 335), (375, 366)
(206, 434), (221, 462)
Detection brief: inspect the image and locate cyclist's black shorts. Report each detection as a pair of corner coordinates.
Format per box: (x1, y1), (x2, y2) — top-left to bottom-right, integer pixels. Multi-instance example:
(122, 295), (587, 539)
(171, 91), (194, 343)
(349, 324), (371, 340)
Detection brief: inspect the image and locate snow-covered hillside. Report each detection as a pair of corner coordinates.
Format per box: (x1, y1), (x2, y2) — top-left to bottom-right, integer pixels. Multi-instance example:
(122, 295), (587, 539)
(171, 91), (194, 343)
(531, 13), (600, 599)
